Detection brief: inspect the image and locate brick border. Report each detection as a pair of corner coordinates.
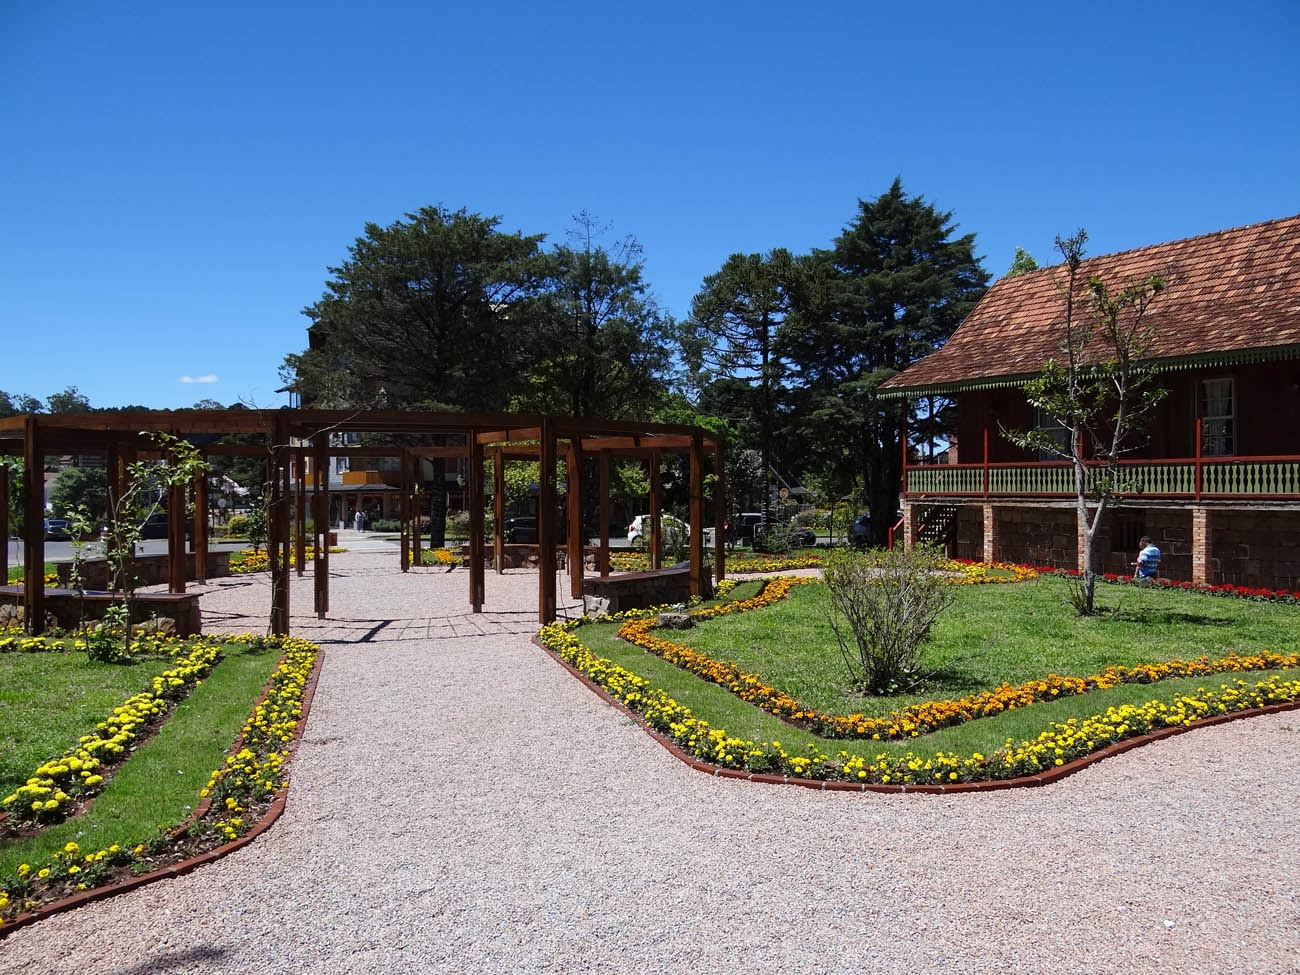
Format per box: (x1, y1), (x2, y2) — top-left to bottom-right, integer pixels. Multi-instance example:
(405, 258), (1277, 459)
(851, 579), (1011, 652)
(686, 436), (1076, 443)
(0, 644), (325, 937)
(535, 635), (1300, 794)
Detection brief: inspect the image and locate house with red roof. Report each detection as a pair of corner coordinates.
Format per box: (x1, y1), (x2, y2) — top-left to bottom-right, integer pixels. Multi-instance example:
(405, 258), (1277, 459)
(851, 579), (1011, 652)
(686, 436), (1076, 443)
(879, 214), (1300, 590)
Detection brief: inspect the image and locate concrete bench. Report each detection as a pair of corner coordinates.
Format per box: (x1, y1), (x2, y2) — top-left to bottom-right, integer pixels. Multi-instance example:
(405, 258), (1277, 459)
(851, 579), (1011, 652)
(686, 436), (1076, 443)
(581, 563), (713, 616)
(0, 586), (203, 636)
(55, 551), (231, 590)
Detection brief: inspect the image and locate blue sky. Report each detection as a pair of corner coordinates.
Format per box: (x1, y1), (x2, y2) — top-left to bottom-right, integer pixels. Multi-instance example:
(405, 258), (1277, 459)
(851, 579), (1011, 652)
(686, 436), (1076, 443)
(2, 1), (1297, 410)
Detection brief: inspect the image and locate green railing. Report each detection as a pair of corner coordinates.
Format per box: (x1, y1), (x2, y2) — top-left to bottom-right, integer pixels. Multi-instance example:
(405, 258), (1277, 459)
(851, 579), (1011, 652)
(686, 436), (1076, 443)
(905, 457), (1300, 499)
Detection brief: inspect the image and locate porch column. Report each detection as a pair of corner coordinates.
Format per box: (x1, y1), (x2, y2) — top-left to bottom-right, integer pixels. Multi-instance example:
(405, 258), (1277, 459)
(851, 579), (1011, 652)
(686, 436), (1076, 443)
(982, 504), (998, 564)
(902, 501), (919, 549)
(1192, 507), (1212, 585)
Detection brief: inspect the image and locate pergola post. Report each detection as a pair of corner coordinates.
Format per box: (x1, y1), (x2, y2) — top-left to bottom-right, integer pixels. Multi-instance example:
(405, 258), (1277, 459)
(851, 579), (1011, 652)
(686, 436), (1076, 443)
(713, 439), (726, 585)
(567, 438), (584, 600)
(399, 448), (410, 572)
(313, 434), (329, 618)
(167, 437), (186, 594)
(410, 453), (422, 567)
(492, 447), (505, 575)
(598, 451), (610, 578)
(0, 463), (9, 585)
(104, 441), (123, 569)
(269, 412), (291, 635)
(193, 471), (208, 584)
(23, 415), (43, 635)
(689, 430), (704, 598)
(649, 450), (662, 570)
(294, 447), (306, 578)
(468, 431), (485, 612)
(538, 418), (556, 623)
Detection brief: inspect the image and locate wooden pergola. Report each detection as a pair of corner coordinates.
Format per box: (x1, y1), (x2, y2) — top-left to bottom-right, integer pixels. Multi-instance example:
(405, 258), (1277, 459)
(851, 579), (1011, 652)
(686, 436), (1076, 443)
(0, 409), (727, 635)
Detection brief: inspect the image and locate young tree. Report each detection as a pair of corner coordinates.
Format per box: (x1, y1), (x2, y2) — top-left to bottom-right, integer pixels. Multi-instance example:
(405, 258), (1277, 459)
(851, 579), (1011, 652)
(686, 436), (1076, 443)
(1005, 246), (1040, 276)
(682, 249), (797, 524)
(783, 180), (989, 541)
(517, 213), (676, 419)
(1006, 230), (1167, 615)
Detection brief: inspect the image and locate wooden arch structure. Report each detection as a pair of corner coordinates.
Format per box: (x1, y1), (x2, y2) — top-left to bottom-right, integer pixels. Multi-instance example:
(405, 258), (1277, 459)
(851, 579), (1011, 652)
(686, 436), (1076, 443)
(0, 409), (727, 635)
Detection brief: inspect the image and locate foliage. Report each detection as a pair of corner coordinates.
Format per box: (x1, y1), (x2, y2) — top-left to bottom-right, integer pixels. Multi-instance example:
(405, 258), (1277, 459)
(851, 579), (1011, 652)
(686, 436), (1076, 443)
(682, 249), (797, 523)
(1005, 246), (1040, 276)
(222, 513), (250, 537)
(822, 545), (957, 694)
(1004, 230), (1167, 615)
(513, 212), (677, 419)
(0, 456), (22, 538)
(781, 179), (989, 541)
(245, 505), (268, 553)
(50, 466), (108, 522)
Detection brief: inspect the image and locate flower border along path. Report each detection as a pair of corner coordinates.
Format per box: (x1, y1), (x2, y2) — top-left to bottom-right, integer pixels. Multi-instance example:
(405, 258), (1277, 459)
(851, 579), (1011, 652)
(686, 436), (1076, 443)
(616, 577), (1300, 742)
(535, 580), (1300, 792)
(0, 635), (323, 934)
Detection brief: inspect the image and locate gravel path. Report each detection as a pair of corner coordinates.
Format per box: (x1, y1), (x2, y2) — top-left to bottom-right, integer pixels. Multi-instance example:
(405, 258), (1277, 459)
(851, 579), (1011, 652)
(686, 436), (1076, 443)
(3, 551), (1297, 974)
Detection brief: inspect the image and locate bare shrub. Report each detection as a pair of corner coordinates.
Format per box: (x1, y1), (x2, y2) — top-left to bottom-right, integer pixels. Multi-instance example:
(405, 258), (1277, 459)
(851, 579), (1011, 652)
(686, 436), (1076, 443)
(823, 545), (956, 694)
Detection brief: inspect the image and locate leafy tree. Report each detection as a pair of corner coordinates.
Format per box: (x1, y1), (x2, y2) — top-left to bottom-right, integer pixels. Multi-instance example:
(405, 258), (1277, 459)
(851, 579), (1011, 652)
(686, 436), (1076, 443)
(1005, 230), (1167, 615)
(1006, 246), (1040, 276)
(682, 249), (798, 523)
(50, 466), (109, 522)
(45, 386), (92, 413)
(0, 390), (44, 416)
(515, 213), (676, 419)
(783, 179), (989, 540)
(284, 205), (548, 413)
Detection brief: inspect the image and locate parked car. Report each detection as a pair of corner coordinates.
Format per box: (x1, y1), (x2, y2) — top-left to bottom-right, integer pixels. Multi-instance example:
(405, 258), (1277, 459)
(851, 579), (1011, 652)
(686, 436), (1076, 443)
(849, 514), (873, 548)
(43, 518), (73, 541)
(504, 516), (538, 544)
(627, 513), (688, 545)
(139, 513), (170, 539)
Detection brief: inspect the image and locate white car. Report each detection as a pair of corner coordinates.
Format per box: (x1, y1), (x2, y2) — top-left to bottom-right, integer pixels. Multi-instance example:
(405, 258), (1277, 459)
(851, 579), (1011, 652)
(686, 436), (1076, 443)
(627, 513), (688, 544)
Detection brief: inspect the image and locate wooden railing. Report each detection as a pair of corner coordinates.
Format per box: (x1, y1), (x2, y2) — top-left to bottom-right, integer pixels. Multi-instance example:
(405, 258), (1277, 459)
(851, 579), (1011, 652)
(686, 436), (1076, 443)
(904, 455), (1300, 500)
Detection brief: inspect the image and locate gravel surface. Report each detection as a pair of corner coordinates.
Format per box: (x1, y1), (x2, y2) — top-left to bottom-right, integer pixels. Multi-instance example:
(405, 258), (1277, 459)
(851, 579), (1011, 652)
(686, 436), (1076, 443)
(3, 551), (1298, 974)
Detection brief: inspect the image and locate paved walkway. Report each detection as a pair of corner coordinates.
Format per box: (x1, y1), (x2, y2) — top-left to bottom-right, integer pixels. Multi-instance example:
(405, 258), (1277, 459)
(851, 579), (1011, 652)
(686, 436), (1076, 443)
(2, 552), (1297, 974)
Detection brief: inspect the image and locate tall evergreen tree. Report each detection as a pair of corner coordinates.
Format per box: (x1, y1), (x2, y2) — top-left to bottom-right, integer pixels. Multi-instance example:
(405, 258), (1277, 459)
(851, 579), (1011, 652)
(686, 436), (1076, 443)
(783, 179), (989, 539)
(682, 249), (797, 521)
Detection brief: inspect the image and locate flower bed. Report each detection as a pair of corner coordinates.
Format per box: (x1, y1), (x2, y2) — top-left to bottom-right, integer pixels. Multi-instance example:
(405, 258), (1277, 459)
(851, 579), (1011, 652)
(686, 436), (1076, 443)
(229, 546), (346, 574)
(538, 621), (1300, 786)
(419, 547), (461, 567)
(2, 639), (223, 827)
(615, 575), (1300, 742)
(0, 634), (320, 927)
(1018, 562), (1300, 604)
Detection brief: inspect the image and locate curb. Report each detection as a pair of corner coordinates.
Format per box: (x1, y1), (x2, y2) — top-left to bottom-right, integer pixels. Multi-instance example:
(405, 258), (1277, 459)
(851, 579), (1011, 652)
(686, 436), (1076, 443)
(1, 643), (325, 938)
(534, 634), (1300, 794)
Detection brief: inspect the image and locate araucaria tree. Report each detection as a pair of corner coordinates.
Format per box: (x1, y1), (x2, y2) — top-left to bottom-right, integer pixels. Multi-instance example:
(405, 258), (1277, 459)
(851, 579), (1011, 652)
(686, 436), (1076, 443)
(682, 249), (797, 522)
(783, 180), (989, 540)
(1007, 230), (1167, 615)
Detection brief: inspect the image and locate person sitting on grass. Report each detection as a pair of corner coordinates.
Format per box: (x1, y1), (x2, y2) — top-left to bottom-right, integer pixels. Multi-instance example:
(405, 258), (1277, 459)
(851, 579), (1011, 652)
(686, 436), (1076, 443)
(1132, 535), (1161, 582)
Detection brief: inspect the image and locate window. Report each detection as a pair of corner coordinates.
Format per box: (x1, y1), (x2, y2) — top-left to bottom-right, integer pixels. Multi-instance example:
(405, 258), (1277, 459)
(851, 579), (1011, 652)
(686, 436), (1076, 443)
(1200, 378), (1235, 456)
(1033, 408), (1072, 460)
(1112, 515), (1144, 554)
(335, 456), (349, 474)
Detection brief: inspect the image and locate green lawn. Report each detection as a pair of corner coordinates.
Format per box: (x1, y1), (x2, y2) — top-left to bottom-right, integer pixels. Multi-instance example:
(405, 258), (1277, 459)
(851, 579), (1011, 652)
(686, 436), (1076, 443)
(5, 562), (57, 584)
(0, 651), (178, 798)
(0, 642), (282, 878)
(570, 575), (1299, 764)
(677, 577), (1295, 717)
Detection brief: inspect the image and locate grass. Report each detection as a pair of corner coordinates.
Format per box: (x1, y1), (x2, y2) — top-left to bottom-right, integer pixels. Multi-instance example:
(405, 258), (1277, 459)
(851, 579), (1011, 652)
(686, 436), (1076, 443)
(0, 641), (282, 878)
(571, 575), (1299, 764)
(0, 651), (178, 798)
(678, 576), (1296, 716)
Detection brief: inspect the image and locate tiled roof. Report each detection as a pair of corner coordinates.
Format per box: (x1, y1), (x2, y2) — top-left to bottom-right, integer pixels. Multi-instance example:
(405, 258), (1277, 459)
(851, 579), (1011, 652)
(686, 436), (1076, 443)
(881, 214), (1300, 396)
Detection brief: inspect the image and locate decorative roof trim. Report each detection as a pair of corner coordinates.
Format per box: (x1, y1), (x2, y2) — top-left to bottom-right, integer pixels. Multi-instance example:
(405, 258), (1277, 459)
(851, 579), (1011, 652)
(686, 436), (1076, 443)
(877, 343), (1300, 400)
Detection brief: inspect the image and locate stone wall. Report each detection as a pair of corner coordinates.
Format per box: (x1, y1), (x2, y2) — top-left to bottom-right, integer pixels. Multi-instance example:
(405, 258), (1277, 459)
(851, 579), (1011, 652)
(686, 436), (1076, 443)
(1089, 509), (1192, 581)
(1207, 510), (1300, 590)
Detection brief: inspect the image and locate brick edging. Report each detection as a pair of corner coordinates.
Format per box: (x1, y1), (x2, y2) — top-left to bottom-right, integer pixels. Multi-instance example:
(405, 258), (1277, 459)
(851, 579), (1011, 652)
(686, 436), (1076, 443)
(1, 644), (326, 938)
(533, 635), (1300, 794)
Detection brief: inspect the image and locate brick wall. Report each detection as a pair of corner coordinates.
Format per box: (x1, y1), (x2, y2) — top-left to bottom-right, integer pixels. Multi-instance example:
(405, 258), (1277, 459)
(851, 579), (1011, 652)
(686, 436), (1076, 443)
(1207, 510), (1300, 590)
(994, 507), (1077, 567)
(1089, 509), (1192, 581)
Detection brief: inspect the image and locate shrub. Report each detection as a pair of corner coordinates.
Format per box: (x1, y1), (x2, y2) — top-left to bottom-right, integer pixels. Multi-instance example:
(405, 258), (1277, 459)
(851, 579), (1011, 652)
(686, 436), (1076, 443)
(223, 514), (250, 537)
(822, 545), (956, 694)
(370, 518), (401, 533)
(752, 521), (792, 554)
